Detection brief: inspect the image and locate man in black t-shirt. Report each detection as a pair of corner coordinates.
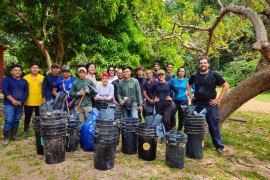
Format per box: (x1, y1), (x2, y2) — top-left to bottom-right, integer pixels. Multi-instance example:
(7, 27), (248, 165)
(187, 56), (229, 154)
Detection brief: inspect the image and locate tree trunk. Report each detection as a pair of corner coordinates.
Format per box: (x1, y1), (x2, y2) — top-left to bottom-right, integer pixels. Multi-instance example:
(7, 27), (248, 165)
(219, 68), (270, 123)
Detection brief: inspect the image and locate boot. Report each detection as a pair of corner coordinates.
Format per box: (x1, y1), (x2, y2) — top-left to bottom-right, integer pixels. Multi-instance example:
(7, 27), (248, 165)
(3, 130), (10, 145)
(10, 128), (22, 141)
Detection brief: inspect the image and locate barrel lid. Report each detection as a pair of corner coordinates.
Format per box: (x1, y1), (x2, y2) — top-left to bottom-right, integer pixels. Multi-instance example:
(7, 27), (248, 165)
(165, 128), (188, 140)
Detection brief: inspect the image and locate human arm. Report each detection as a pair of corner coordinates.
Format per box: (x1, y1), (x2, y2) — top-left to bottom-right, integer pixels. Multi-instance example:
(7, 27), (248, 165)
(42, 76), (48, 103)
(209, 82), (229, 106)
(117, 82), (125, 105)
(106, 84), (114, 100)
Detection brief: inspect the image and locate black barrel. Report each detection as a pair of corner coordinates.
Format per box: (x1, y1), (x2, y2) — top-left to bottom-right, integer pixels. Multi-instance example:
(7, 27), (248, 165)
(66, 114), (80, 152)
(94, 119), (119, 170)
(32, 116), (43, 155)
(121, 117), (140, 154)
(184, 116), (206, 159)
(41, 111), (67, 164)
(138, 123), (157, 161)
(165, 129), (188, 169)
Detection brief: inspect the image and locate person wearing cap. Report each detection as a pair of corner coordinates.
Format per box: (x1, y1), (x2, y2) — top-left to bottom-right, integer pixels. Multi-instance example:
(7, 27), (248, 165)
(52, 65), (76, 114)
(23, 62), (44, 136)
(69, 67), (97, 122)
(117, 66), (143, 118)
(42, 63), (60, 103)
(152, 69), (178, 131)
(94, 73), (114, 101)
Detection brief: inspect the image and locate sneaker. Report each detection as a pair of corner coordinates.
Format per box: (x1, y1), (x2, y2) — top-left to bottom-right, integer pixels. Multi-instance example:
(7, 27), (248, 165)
(216, 148), (224, 154)
(22, 131), (29, 137)
(3, 139), (9, 145)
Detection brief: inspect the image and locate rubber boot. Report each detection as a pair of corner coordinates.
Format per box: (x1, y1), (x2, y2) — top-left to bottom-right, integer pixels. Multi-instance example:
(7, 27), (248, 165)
(10, 128), (22, 141)
(3, 130), (10, 145)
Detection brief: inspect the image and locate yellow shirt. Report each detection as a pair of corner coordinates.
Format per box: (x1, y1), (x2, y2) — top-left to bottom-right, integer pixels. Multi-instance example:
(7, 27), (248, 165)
(24, 74), (44, 106)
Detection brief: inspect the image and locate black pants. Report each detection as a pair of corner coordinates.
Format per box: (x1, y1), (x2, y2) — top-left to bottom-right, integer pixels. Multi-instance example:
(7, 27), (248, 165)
(24, 105), (40, 132)
(174, 100), (188, 131)
(156, 100), (172, 131)
(170, 101), (177, 129)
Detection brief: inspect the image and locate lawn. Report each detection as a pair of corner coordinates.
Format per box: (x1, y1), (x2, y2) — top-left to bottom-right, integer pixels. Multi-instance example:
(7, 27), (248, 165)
(0, 109), (269, 179)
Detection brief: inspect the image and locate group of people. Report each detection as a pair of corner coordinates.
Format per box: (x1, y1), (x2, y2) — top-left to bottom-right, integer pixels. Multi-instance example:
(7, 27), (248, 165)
(2, 56), (229, 153)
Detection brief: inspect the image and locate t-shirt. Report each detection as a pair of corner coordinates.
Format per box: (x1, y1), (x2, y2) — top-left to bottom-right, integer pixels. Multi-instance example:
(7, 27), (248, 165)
(95, 83), (114, 100)
(54, 76), (76, 103)
(2, 76), (29, 106)
(135, 75), (146, 99)
(143, 78), (159, 99)
(112, 79), (121, 102)
(153, 82), (178, 101)
(188, 70), (226, 105)
(42, 74), (59, 101)
(170, 77), (188, 101)
(24, 74), (44, 106)
(165, 74), (176, 82)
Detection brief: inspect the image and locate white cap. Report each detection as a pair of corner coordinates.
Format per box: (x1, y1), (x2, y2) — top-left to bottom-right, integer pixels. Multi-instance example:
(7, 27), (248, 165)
(78, 67), (87, 73)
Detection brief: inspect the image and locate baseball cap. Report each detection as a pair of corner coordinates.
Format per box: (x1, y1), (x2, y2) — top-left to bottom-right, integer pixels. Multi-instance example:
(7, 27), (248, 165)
(51, 63), (60, 68)
(62, 65), (70, 71)
(157, 69), (165, 75)
(78, 67), (87, 73)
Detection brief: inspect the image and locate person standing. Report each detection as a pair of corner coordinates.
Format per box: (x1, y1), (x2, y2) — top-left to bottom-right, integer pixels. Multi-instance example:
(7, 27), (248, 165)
(117, 66), (143, 118)
(42, 63), (60, 103)
(153, 70), (178, 131)
(165, 62), (176, 82)
(85, 62), (97, 85)
(187, 56), (229, 153)
(23, 62), (44, 136)
(2, 65), (29, 145)
(112, 68), (123, 102)
(143, 69), (159, 116)
(170, 67), (189, 131)
(152, 62), (160, 80)
(52, 65), (76, 114)
(69, 67), (97, 123)
(107, 66), (118, 84)
(135, 66), (146, 119)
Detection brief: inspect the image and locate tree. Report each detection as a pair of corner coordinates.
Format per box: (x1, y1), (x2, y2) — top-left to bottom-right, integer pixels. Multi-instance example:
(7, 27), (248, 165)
(162, 0), (270, 123)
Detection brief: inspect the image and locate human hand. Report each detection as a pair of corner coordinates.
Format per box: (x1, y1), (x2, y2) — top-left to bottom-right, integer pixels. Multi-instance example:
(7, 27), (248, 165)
(138, 105), (143, 112)
(42, 98), (46, 104)
(166, 96), (172, 101)
(11, 99), (19, 106)
(84, 85), (90, 93)
(120, 99), (125, 106)
(154, 97), (159, 103)
(77, 88), (85, 96)
(149, 99), (155, 105)
(209, 98), (221, 106)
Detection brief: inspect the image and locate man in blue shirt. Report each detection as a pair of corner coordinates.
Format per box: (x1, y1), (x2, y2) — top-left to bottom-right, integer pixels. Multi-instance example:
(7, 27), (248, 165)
(2, 65), (29, 145)
(42, 63), (60, 103)
(52, 65), (76, 114)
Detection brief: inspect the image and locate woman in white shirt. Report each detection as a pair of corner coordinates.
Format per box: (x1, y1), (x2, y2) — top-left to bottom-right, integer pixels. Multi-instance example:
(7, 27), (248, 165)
(107, 66), (118, 84)
(94, 73), (114, 101)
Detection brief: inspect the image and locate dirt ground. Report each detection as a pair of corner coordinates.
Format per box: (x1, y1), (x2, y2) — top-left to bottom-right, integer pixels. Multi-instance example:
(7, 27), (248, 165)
(0, 98), (270, 179)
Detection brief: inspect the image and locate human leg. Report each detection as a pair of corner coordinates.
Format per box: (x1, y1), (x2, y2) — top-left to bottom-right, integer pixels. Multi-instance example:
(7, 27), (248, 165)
(10, 106), (23, 141)
(3, 105), (15, 144)
(170, 101), (177, 128)
(24, 106), (34, 133)
(205, 105), (224, 150)
(175, 100), (188, 131)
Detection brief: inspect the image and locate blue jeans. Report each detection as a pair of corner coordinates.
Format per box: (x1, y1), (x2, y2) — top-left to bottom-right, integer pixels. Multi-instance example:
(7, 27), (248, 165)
(124, 106), (139, 118)
(4, 105), (23, 131)
(198, 104), (224, 150)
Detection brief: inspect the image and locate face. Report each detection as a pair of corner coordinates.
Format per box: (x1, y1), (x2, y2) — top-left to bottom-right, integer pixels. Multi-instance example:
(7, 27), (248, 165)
(153, 64), (160, 72)
(30, 65), (39, 75)
(117, 69), (123, 79)
(145, 70), (153, 79)
(78, 70), (86, 80)
(199, 59), (210, 72)
(10, 67), (22, 79)
(62, 70), (70, 79)
(177, 68), (185, 78)
(88, 64), (96, 74)
(166, 65), (173, 73)
(109, 68), (115, 77)
(137, 69), (143, 76)
(158, 73), (165, 81)
(51, 67), (60, 75)
(123, 68), (131, 79)
(102, 77), (108, 84)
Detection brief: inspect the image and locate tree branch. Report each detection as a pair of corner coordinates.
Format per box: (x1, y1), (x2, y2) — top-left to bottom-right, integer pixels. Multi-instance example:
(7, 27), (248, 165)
(42, 7), (50, 40)
(265, 0), (270, 6)
(160, 35), (206, 54)
(53, 4), (64, 65)
(217, 0), (223, 10)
